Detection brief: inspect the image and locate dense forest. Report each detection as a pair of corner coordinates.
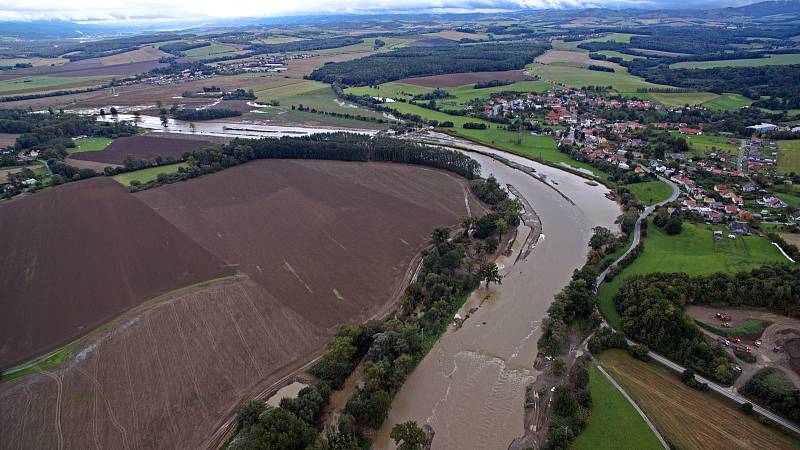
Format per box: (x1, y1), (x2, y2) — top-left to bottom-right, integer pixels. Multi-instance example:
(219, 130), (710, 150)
(611, 266), (800, 384)
(307, 43), (549, 86)
(246, 36), (362, 54)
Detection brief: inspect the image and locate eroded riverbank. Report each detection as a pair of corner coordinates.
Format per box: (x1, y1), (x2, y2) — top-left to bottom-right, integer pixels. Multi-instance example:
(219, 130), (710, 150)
(371, 140), (620, 449)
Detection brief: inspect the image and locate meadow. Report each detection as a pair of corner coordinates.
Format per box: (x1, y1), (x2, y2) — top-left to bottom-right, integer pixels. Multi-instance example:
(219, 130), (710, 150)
(670, 53), (800, 69)
(112, 162), (188, 186)
(599, 221), (788, 328)
(574, 365), (663, 450)
(184, 43), (242, 58)
(702, 93), (754, 111)
(526, 62), (669, 95)
(68, 137), (113, 154)
(777, 140), (800, 174)
(676, 132), (739, 157)
(625, 180), (673, 205)
(0, 75), (108, 94)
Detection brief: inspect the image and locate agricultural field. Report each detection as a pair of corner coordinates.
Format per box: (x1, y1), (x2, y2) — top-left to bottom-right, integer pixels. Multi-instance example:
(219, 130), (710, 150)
(574, 365), (663, 450)
(97, 46), (168, 65)
(0, 57), (67, 67)
(0, 159), (475, 449)
(253, 78), (329, 102)
(396, 70), (529, 88)
(625, 180), (673, 205)
(72, 134), (220, 165)
(598, 350), (800, 450)
(113, 162), (189, 186)
(645, 91), (719, 107)
(183, 43), (242, 58)
(0, 178), (230, 368)
(582, 32), (641, 43)
(0, 75), (108, 95)
(702, 93), (754, 111)
(599, 221), (789, 328)
(777, 140), (800, 174)
(597, 50), (643, 61)
(68, 137), (112, 154)
(670, 53), (800, 69)
(526, 62), (669, 95)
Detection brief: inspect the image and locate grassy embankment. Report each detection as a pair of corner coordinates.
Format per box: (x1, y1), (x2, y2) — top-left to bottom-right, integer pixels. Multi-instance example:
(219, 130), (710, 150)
(112, 162), (188, 186)
(574, 365), (663, 450)
(599, 221), (789, 329)
(68, 137), (113, 154)
(598, 349), (800, 449)
(696, 319), (766, 337)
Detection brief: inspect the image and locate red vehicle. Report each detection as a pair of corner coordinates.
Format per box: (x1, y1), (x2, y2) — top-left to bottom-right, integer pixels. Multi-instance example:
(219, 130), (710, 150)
(717, 314), (732, 321)
(746, 346), (753, 353)
(731, 336), (742, 344)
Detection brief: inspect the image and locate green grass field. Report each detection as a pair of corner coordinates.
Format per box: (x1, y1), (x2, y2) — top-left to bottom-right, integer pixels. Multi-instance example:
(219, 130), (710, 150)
(184, 43), (241, 58)
(599, 221), (788, 328)
(0, 75), (108, 94)
(112, 163), (188, 186)
(68, 137), (112, 154)
(674, 132), (739, 157)
(697, 319), (765, 337)
(582, 33), (641, 44)
(597, 50), (643, 61)
(702, 93), (754, 111)
(254, 79), (330, 102)
(526, 62), (670, 95)
(646, 91), (719, 107)
(281, 86), (386, 119)
(670, 53), (800, 69)
(574, 365), (663, 450)
(777, 140), (800, 174)
(626, 180), (673, 205)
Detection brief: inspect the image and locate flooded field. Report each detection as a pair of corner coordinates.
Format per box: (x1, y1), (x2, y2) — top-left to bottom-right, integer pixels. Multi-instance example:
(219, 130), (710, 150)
(372, 142), (620, 449)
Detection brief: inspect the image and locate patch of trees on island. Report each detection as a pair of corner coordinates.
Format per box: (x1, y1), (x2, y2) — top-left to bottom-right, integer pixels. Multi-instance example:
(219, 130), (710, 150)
(171, 108), (242, 121)
(307, 42), (549, 86)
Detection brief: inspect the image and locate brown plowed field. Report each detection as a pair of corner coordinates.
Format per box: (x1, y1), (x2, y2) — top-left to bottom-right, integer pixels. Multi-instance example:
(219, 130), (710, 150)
(398, 70), (530, 88)
(0, 276), (327, 450)
(136, 160), (473, 328)
(0, 178), (231, 368)
(70, 134), (220, 165)
(1, 160), (475, 449)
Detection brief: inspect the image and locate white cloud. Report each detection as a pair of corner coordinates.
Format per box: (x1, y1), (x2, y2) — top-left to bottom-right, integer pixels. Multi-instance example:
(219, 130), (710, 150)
(0, 0), (754, 22)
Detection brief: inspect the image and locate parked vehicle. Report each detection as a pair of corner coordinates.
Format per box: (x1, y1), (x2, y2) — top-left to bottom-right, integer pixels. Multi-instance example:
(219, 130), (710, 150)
(755, 340), (761, 348)
(716, 313), (732, 321)
(731, 336), (741, 344)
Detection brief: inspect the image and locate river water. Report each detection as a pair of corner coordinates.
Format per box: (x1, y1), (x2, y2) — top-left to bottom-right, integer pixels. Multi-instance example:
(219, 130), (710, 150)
(84, 117), (619, 448)
(370, 137), (620, 449)
(96, 113), (377, 139)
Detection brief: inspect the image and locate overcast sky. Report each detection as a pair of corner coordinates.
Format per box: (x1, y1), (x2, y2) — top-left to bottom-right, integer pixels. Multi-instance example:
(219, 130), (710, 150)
(0, 0), (757, 22)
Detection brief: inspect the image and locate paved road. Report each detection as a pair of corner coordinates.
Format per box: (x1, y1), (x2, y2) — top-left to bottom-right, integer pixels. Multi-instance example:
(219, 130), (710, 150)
(594, 174), (800, 435)
(737, 139), (747, 173)
(596, 174), (679, 289)
(640, 342), (800, 435)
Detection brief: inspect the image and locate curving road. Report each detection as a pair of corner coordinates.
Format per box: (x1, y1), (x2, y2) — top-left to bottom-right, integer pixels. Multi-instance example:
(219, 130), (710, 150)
(594, 175), (800, 435)
(596, 174), (680, 289)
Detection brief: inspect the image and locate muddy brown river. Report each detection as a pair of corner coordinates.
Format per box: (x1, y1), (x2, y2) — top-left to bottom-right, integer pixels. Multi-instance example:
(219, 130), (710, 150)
(371, 135), (620, 449)
(77, 115), (620, 448)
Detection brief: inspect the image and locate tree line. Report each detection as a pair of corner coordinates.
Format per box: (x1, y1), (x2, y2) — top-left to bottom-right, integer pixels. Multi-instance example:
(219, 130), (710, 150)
(125, 133), (481, 192)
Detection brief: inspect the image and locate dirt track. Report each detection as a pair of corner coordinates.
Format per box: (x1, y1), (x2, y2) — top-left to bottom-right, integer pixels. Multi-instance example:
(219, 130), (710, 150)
(70, 134), (221, 165)
(0, 178), (231, 368)
(1, 160), (474, 449)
